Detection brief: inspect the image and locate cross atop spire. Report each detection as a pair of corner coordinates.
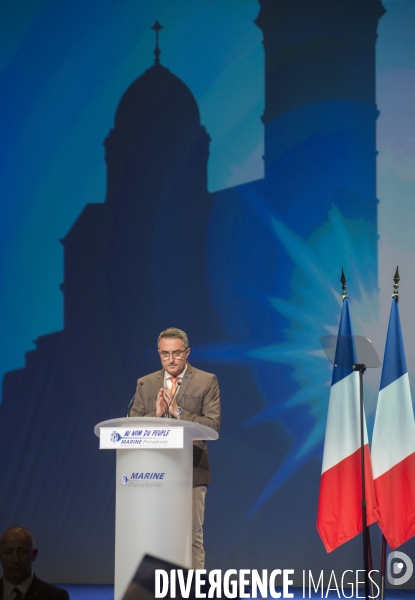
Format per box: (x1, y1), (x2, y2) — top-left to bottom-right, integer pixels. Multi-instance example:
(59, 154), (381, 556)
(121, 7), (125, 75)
(151, 20), (163, 65)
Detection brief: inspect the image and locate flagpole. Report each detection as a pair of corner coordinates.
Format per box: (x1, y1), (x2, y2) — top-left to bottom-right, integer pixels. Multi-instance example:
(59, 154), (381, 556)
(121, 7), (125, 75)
(318, 270), (379, 579)
(379, 267), (400, 600)
(366, 526), (376, 600)
(380, 534), (387, 600)
(353, 360), (370, 600)
(343, 267), (371, 600)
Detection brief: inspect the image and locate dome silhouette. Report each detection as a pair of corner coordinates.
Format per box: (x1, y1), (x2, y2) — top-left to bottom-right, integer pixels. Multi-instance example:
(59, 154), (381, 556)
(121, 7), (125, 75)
(114, 63), (201, 133)
(104, 60), (210, 206)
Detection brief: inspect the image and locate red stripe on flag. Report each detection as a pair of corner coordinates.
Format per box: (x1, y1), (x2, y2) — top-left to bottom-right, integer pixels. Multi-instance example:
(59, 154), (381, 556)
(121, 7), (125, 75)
(317, 444), (378, 552)
(375, 452), (415, 549)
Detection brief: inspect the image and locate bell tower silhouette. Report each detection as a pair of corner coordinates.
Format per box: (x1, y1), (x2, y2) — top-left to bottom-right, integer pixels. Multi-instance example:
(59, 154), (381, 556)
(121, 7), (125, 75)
(256, 0), (386, 185)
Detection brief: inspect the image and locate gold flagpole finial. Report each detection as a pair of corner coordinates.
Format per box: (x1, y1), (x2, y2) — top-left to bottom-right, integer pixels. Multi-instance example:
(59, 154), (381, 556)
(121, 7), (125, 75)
(341, 267), (348, 301)
(391, 266), (400, 302)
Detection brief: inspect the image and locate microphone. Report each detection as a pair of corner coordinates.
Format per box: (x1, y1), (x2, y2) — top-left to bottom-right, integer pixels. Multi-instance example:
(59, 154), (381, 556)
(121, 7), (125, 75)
(127, 382), (143, 416)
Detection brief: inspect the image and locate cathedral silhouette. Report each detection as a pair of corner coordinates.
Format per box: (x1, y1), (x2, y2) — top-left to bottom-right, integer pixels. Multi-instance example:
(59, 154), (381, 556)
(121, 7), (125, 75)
(0, 0), (385, 584)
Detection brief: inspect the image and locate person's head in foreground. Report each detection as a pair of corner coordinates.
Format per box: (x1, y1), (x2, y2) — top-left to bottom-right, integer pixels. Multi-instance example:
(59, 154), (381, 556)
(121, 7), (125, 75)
(0, 526), (38, 585)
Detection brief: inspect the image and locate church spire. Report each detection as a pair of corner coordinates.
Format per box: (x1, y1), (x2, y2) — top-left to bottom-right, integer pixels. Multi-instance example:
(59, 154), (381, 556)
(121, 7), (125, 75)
(151, 20), (163, 65)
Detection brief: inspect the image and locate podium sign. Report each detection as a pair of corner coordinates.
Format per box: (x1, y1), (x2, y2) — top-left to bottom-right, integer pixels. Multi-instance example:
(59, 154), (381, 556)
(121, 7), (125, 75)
(99, 426), (184, 449)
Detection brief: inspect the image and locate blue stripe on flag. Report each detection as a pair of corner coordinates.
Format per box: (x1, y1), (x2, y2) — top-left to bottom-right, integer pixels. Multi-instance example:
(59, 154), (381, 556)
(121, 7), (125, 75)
(379, 299), (407, 391)
(331, 298), (357, 385)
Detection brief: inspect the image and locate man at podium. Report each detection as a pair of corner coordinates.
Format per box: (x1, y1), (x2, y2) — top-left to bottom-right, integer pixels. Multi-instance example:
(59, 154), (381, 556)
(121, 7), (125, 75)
(128, 327), (221, 570)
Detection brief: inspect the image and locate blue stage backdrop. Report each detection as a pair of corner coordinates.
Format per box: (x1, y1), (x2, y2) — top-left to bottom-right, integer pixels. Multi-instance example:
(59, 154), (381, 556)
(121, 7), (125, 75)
(1, 0), (415, 587)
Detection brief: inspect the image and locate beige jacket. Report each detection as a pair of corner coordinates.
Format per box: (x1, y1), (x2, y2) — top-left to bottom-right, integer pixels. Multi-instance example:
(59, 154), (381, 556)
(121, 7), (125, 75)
(129, 362), (221, 485)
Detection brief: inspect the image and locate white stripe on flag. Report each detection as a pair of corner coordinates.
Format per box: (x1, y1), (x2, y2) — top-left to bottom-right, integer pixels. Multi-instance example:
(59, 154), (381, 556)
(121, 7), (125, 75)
(372, 373), (415, 479)
(322, 371), (369, 473)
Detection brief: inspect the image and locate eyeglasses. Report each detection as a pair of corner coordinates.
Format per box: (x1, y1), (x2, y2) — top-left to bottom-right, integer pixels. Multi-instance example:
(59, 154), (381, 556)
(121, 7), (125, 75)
(159, 350), (187, 359)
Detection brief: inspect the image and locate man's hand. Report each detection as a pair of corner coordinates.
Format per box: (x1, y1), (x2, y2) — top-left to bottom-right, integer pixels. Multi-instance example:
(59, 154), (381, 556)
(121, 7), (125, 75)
(163, 387), (179, 417)
(155, 388), (168, 417)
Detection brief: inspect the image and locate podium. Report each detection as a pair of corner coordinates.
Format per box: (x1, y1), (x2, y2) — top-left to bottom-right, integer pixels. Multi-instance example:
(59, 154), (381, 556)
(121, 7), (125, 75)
(94, 417), (219, 600)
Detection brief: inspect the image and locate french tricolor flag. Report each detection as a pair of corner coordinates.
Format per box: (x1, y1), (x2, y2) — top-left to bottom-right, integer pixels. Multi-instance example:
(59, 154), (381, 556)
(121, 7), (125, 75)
(371, 296), (415, 549)
(317, 297), (378, 552)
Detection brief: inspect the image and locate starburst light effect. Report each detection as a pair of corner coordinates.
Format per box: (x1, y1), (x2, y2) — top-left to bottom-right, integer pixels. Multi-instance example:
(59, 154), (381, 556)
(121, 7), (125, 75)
(248, 205), (379, 510)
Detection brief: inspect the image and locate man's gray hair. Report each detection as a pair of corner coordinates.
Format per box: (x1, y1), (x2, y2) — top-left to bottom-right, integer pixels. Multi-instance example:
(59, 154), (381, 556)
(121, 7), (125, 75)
(158, 328), (189, 348)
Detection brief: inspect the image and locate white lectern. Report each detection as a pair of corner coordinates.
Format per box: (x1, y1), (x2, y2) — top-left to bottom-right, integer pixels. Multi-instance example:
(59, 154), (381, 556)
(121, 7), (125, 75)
(94, 417), (218, 600)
